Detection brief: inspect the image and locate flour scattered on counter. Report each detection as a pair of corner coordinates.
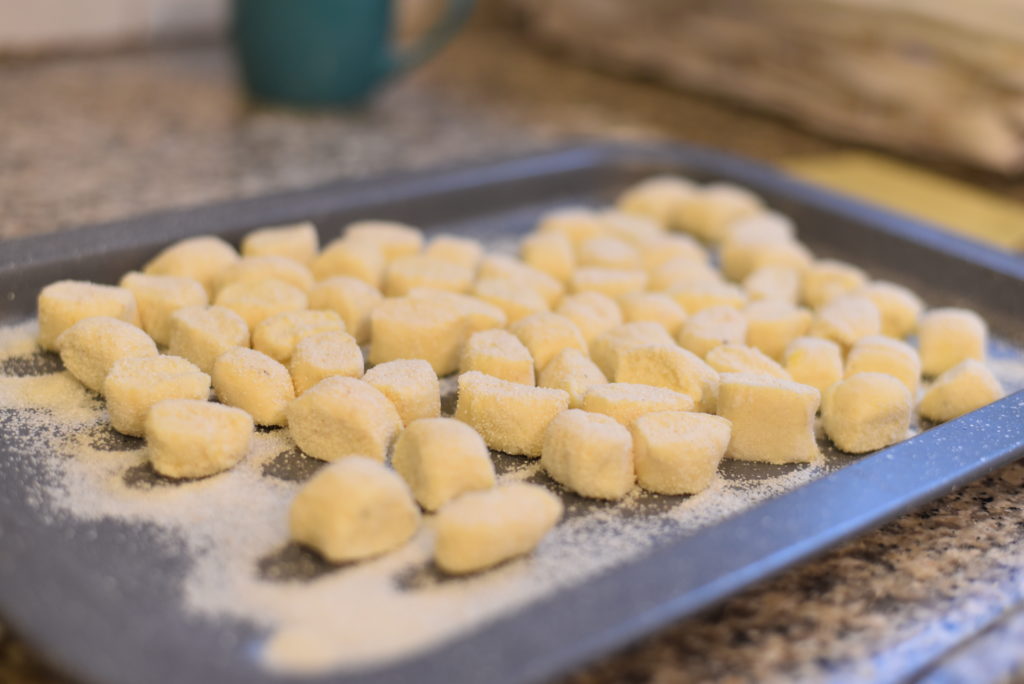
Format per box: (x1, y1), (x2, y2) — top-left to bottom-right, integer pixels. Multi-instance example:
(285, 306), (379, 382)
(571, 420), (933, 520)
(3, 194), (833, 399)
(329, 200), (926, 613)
(2, 320), (1023, 674)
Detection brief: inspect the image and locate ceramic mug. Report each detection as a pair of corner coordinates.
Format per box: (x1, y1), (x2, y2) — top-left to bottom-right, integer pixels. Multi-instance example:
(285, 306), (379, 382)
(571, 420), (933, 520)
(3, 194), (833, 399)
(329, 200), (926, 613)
(233, 0), (475, 105)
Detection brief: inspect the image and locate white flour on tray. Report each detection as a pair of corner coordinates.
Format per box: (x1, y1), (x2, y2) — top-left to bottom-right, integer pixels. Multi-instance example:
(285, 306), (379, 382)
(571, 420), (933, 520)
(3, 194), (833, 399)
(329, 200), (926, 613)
(2, 317), (1023, 674)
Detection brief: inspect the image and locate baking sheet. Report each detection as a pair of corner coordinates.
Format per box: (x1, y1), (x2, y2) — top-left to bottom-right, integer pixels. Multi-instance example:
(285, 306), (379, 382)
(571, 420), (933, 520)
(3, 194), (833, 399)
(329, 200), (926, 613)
(0, 144), (1022, 684)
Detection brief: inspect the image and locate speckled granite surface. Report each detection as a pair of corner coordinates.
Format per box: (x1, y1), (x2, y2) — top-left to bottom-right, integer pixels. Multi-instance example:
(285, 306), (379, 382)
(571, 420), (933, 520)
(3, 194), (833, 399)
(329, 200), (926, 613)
(2, 20), (1024, 684)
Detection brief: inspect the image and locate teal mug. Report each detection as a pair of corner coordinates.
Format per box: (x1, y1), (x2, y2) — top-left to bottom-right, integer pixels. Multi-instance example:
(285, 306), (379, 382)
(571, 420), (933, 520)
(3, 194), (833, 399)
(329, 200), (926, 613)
(233, 0), (475, 105)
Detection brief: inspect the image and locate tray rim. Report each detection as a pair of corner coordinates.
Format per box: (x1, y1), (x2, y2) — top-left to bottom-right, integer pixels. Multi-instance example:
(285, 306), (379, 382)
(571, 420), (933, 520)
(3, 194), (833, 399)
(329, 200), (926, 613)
(1, 142), (1023, 684)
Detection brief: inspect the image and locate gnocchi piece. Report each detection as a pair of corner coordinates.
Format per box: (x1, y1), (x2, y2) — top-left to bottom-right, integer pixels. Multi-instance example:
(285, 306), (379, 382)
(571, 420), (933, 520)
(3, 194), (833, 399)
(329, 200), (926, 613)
(716, 372), (820, 464)
(423, 234), (483, 270)
(167, 305), (250, 374)
(743, 300), (812, 361)
(723, 211), (796, 244)
(215, 256), (314, 295)
(706, 344), (791, 380)
(252, 310), (345, 364)
(672, 182), (762, 243)
(582, 382), (694, 426)
(648, 258), (722, 291)
(590, 321), (675, 379)
(918, 307), (987, 377)
(742, 266), (801, 305)
(919, 360), (1004, 423)
(454, 371), (569, 457)
(362, 359), (440, 426)
(800, 259), (867, 309)
(307, 276), (382, 344)
(541, 409), (634, 500)
(670, 282), (746, 315)
(570, 267), (647, 298)
(37, 280), (140, 351)
(290, 457), (420, 563)
(614, 344), (719, 413)
(434, 483), (562, 574)
(677, 306), (748, 359)
(213, 278), (308, 330)
(537, 348), (608, 409)
(287, 376), (402, 462)
(822, 373), (912, 453)
(617, 292), (687, 336)
(576, 236), (640, 270)
(241, 221), (319, 264)
(146, 399), (253, 479)
(143, 235), (239, 296)
(861, 281), (924, 339)
(556, 292), (623, 345)
(810, 294), (881, 348)
(384, 255), (474, 297)
(720, 235), (813, 282)
(118, 272), (208, 346)
(783, 337), (843, 393)
(369, 293), (504, 376)
(289, 331), (364, 395)
(212, 347), (294, 426)
(104, 355), (211, 437)
(477, 255), (563, 307)
(630, 411), (731, 494)
(639, 234), (708, 274)
(391, 417), (495, 511)
(600, 210), (665, 248)
(845, 335), (921, 393)
(342, 220), (423, 262)
(56, 316), (158, 394)
(509, 312), (587, 371)
(459, 329), (535, 385)
(521, 232), (575, 283)
(473, 277), (549, 324)
(310, 239), (385, 288)
(536, 206), (606, 246)
(616, 175), (696, 226)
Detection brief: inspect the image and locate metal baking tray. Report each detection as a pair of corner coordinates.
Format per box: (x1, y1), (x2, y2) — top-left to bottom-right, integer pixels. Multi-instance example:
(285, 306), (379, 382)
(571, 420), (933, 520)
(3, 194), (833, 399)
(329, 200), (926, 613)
(1, 143), (1022, 684)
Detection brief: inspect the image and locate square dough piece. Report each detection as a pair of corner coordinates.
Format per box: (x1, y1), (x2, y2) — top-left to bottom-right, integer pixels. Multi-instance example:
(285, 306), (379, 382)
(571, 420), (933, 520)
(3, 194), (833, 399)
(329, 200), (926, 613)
(287, 376), (402, 462)
(391, 417), (495, 511)
(290, 456), (420, 563)
(37, 280), (141, 351)
(618, 292), (687, 336)
(434, 482), (563, 575)
(582, 382), (694, 426)
(783, 336), (843, 394)
(630, 410), (731, 494)
(590, 321), (675, 379)
(56, 316), (158, 394)
(743, 300), (812, 361)
(677, 306), (747, 359)
(556, 292), (623, 345)
(614, 344), (719, 413)
(214, 256), (314, 295)
(423, 235), (483, 270)
(509, 312), (587, 371)
(213, 278), (308, 330)
(384, 255), (475, 297)
(168, 305), (250, 374)
(460, 329), (535, 385)
(104, 355), (211, 437)
(716, 372), (821, 464)
(252, 310), (345, 365)
(289, 330), (364, 395)
(212, 347), (295, 426)
(311, 239), (386, 288)
(307, 276), (382, 345)
(362, 359), (440, 426)
(917, 308), (988, 377)
(705, 344), (790, 381)
(918, 359), (1004, 423)
(822, 372), (912, 454)
(454, 371), (569, 457)
(118, 272), (209, 346)
(146, 399), (253, 479)
(143, 235), (239, 297)
(810, 294), (881, 349)
(541, 409), (634, 500)
(240, 221), (319, 264)
(845, 335), (921, 393)
(521, 232), (575, 283)
(342, 220), (424, 262)
(537, 348), (607, 409)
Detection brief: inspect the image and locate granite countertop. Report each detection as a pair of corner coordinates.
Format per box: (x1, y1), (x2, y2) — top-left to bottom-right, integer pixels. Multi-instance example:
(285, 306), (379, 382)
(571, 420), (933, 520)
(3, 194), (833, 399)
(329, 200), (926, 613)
(3, 18), (1024, 684)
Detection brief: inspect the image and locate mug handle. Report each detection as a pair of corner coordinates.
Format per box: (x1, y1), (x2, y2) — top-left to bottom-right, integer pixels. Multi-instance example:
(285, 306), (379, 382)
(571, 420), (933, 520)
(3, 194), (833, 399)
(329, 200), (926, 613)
(383, 0), (476, 76)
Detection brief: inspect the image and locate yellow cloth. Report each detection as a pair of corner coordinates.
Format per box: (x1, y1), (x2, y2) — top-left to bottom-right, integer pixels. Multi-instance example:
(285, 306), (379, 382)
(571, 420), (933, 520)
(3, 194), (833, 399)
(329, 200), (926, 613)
(784, 152), (1024, 253)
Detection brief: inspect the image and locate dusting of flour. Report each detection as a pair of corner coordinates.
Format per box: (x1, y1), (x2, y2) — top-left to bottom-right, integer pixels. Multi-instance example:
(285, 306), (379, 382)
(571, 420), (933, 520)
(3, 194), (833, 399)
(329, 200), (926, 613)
(2, 317), (1023, 675)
